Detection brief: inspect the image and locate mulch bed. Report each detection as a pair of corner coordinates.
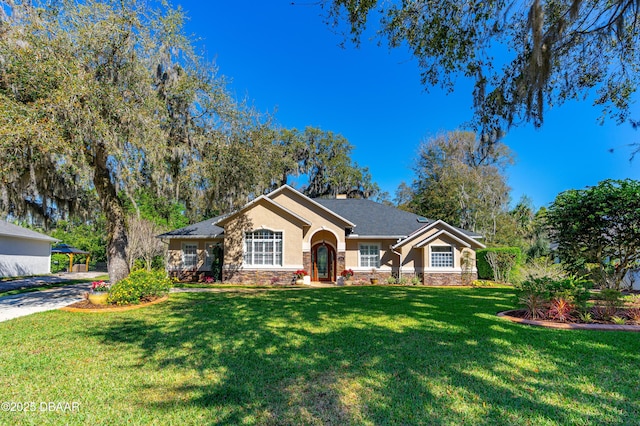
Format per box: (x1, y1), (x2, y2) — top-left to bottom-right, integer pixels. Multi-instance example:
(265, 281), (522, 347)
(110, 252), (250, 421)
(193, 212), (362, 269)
(498, 309), (640, 331)
(67, 299), (114, 309)
(62, 295), (168, 312)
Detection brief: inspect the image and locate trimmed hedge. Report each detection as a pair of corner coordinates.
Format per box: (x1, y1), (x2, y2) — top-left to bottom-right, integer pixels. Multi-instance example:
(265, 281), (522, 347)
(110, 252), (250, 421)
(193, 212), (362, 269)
(107, 269), (171, 305)
(476, 247), (523, 280)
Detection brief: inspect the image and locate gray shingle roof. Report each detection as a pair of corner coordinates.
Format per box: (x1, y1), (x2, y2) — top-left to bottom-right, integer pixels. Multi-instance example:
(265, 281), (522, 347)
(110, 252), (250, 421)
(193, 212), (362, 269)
(312, 198), (430, 237)
(0, 221), (59, 242)
(159, 198), (482, 240)
(313, 198), (482, 238)
(157, 215), (225, 239)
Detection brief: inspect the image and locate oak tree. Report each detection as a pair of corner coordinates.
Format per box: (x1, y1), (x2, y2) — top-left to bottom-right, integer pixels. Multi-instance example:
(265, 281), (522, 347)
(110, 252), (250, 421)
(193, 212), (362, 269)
(322, 0), (640, 144)
(0, 0), (280, 282)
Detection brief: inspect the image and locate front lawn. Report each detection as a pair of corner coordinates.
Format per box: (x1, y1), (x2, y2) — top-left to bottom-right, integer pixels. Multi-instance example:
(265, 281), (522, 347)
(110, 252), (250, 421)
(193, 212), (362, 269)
(0, 287), (638, 425)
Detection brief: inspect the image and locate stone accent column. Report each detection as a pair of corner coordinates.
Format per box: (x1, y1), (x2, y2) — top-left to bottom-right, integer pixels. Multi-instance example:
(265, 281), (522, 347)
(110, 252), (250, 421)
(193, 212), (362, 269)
(303, 251), (311, 277)
(336, 251), (346, 279)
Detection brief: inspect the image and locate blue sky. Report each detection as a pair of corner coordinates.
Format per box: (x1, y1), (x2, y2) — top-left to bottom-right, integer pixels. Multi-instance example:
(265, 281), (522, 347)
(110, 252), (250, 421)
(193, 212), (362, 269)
(178, 1), (640, 210)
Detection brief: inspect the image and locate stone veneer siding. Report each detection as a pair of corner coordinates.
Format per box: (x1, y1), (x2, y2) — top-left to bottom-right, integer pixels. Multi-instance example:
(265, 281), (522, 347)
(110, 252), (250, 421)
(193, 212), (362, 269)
(350, 271), (394, 283)
(217, 268), (477, 286)
(336, 251), (346, 279)
(169, 270), (211, 282)
(423, 272), (478, 286)
(223, 269), (299, 285)
(303, 252), (311, 278)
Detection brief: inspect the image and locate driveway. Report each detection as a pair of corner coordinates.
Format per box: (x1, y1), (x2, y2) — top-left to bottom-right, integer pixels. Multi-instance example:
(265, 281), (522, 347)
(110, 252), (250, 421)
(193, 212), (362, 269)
(0, 272), (105, 322)
(0, 284), (93, 322)
(0, 271), (105, 293)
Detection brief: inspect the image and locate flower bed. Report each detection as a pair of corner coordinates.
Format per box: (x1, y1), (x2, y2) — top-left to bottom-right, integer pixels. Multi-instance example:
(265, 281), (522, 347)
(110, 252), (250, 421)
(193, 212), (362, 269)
(63, 295), (168, 312)
(514, 276), (640, 326)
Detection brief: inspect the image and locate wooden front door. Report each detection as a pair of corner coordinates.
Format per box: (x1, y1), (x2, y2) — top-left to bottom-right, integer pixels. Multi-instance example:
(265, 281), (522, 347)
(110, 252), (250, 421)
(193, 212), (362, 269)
(312, 243), (336, 282)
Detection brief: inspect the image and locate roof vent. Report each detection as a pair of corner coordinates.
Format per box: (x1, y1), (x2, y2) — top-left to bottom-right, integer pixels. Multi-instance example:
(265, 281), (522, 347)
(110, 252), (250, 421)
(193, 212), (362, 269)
(336, 194), (347, 199)
(417, 217), (429, 223)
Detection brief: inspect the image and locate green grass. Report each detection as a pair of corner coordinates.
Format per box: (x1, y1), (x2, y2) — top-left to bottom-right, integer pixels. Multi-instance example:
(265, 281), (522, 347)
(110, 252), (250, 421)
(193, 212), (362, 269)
(0, 287), (638, 425)
(0, 275), (110, 297)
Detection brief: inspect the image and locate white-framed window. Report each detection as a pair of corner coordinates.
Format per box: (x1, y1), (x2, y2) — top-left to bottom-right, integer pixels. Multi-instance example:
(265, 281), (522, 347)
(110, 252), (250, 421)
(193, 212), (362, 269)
(244, 230), (283, 266)
(359, 243), (380, 268)
(182, 243), (198, 269)
(430, 246), (454, 268)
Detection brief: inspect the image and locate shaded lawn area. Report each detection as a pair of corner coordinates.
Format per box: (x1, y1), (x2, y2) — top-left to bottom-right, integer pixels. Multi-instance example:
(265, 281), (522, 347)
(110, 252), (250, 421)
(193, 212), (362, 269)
(0, 287), (638, 425)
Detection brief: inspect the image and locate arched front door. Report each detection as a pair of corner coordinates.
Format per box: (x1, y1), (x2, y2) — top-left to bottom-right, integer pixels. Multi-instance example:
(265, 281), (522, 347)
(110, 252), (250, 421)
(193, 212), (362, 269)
(312, 243), (336, 282)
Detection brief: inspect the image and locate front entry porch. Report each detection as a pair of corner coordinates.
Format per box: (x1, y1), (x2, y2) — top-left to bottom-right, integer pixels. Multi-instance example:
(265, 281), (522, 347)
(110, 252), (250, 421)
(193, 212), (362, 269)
(307, 228), (345, 284)
(311, 243), (336, 282)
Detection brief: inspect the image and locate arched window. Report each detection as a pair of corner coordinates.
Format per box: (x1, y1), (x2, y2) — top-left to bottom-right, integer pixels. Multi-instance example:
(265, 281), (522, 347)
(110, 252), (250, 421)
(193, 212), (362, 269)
(244, 230), (283, 266)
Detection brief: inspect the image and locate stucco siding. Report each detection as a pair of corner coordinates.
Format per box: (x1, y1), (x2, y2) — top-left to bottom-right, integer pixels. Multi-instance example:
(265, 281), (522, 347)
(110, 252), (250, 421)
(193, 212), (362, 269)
(270, 192), (348, 248)
(0, 236), (52, 277)
(399, 244), (421, 271)
(345, 238), (397, 271)
(222, 200), (305, 269)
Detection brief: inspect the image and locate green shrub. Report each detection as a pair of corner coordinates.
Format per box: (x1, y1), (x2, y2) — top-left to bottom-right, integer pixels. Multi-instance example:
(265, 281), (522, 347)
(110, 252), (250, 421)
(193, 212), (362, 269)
(611, 316), (627, 325)
(599, 288), (623, 306)
(514, 257), (566, 285)
(592, 288), (624, 319)
(476, 247), (523, 281)
(514, 276), (593, 318)
(551, 278), (592, 311)
(107, 270), (171, 305)
(577, 311), (593, 323)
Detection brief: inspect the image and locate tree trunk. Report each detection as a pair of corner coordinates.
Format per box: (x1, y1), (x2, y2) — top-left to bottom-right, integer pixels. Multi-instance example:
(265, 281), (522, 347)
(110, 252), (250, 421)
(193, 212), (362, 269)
(93, 142), (130, 283)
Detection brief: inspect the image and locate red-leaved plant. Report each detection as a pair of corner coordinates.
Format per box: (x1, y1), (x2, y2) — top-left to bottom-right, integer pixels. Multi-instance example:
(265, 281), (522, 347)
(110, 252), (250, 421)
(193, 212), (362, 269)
(294, 270), (308, 279)
(340, 269), (354, 279)
(91, 280), (109, 292)
(547, 298), (575, 322)
(625, 307), (640, 324)
(519, 292), (547, 320)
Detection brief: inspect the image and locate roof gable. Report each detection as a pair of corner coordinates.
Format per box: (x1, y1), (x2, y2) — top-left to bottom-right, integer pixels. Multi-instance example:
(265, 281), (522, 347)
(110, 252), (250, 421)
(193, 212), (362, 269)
(414, 229), (472, 248)
(393, 220), (486, 250)
(268, 185), (356, 228)
(215, 195), (312, 228)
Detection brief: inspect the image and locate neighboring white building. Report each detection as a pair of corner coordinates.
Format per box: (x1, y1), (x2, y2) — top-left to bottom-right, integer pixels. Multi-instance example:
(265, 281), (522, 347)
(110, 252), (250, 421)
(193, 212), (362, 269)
(623, 269), (640, 291)
(0, 221), (59, 277)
